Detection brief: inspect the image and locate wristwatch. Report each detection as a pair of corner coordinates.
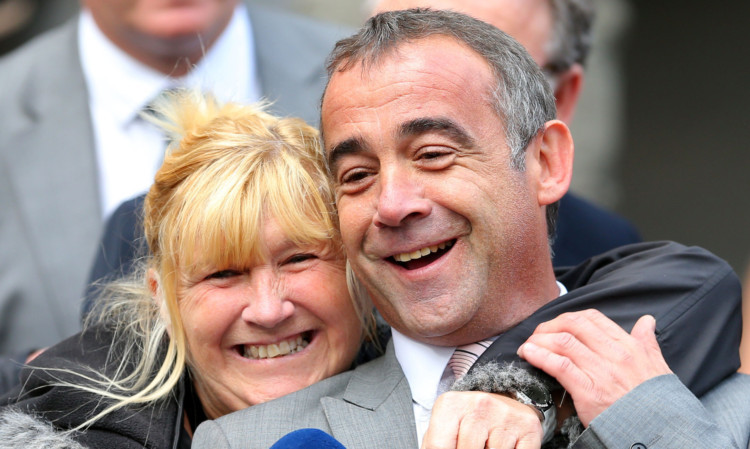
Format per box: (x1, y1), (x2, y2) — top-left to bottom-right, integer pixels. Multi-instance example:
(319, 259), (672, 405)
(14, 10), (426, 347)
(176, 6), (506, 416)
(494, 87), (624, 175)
(510, 384), (556, 443)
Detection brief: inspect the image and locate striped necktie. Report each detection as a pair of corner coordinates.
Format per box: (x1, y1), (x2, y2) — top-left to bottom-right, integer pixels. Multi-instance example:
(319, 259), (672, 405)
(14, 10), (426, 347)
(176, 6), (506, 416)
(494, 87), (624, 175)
(447, 340), (493, 380)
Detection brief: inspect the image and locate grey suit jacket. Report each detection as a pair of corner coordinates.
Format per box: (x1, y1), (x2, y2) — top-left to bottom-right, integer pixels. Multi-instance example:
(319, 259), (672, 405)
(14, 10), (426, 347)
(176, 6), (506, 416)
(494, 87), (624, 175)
(575, 373), (750, 449)
(193, 242), (744, 449)
(0, 3), (345, 355)
(194, 360), (750, 449)
(192, 342), (418, 449)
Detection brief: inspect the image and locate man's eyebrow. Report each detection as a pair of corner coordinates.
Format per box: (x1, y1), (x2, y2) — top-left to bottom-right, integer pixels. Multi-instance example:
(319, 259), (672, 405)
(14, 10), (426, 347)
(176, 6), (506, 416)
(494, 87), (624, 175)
(398, 117), (475, 148)
(327, 136), (367, 172)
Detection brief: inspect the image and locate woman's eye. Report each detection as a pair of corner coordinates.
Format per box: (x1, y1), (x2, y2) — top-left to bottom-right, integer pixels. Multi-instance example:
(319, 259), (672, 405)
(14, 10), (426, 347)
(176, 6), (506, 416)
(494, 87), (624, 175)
(285, 253), (317, 265)
(206, 269), (240, 280)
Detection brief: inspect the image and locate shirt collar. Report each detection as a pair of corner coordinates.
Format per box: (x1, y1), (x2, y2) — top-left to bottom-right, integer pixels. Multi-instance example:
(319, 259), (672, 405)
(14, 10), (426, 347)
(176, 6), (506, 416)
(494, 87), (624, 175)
(392, 328), (454, 410)
(78, 4), (256, 129)
(183, 3), (259, 104)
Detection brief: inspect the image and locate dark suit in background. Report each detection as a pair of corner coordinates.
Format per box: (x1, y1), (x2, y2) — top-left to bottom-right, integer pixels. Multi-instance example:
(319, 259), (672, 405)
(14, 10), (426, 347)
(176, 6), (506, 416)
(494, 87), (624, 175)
(553, 193), (641, 267)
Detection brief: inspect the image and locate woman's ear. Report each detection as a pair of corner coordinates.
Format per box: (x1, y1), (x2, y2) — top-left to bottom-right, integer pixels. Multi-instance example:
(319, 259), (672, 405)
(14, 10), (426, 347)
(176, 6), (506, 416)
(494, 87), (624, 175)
(531, 119), (574, 206)
(147, 268), (172, 336)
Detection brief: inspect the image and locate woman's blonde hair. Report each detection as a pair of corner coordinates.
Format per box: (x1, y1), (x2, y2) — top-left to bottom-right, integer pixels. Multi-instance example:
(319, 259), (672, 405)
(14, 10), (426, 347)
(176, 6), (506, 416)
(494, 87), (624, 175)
(73, 90), (374, 428)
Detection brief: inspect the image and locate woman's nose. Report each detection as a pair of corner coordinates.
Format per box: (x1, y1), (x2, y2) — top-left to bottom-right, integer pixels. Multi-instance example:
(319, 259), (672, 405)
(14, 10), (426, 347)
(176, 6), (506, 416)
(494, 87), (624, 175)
(240, 270), (294, 328)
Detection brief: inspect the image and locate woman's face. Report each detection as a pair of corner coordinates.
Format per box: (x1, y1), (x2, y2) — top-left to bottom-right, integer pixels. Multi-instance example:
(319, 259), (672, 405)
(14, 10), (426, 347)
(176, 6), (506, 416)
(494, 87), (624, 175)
(177, 216), (363, 419)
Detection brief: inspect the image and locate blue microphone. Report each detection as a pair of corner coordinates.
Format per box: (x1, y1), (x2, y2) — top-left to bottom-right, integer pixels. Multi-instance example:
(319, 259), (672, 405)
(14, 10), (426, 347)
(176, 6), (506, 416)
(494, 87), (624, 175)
(269, 428), (347, 449)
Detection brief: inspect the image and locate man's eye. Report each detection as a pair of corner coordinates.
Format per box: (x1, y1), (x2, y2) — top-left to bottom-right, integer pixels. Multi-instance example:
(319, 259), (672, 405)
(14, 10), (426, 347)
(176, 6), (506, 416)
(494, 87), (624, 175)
(417, 145), (454, 160)
(421, 151), (447, 159)
(416, 147), (456, 168)
(340, 169), (371, 184)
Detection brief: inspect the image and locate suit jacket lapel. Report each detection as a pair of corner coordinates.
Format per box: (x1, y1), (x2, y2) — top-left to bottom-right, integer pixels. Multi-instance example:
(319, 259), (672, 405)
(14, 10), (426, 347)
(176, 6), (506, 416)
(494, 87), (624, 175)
(245, 2), (348, 126)
(322, 343), (419, 449)
(5, 19), (100, 313)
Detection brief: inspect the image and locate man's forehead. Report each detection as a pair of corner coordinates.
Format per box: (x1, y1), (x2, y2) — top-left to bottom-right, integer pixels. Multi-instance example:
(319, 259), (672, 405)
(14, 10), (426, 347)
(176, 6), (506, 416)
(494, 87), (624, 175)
(322, 35), (493, 105)
(321, 36), (496, 150)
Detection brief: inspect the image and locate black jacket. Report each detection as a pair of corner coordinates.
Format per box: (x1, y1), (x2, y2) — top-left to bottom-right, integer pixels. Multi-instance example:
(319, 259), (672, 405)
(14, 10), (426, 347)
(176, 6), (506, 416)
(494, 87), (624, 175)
(0, 327), (185, 449)
(477, 240), (741, 397)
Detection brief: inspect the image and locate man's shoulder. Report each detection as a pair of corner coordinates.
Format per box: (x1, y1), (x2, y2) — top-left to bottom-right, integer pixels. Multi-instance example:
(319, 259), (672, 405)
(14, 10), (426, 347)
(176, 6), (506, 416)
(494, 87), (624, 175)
(228, 368), (354, 421)
(195, 348), (406, 448)
(215, 351), (395, 426)
(0, 19), (77, 99)
(0, 18), (80, 140)
(194, 368), (356, 448)
(244, 2), (350, 50)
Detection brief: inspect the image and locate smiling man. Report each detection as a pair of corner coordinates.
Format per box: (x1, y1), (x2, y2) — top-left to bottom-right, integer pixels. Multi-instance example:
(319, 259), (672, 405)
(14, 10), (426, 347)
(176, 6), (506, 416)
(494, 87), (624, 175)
(368, 0), (642, 269)
(193, 9), (743, 449)
(322, 32), (566, 347)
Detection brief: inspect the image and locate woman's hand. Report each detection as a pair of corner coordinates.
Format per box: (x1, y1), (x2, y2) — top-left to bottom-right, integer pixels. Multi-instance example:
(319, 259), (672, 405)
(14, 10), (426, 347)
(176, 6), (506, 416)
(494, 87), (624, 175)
(518, 309), (672, 427)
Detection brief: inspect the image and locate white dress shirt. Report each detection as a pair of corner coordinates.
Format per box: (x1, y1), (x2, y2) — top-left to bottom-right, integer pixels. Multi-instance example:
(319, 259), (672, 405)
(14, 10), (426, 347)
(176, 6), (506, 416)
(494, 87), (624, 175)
(78, 4), (262, 219)
(393, 281), (568, 447)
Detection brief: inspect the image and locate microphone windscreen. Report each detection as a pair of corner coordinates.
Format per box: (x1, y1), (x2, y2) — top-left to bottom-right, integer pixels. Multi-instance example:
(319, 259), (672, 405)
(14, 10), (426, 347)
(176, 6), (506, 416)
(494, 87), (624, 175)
(269, 428), (347, 449)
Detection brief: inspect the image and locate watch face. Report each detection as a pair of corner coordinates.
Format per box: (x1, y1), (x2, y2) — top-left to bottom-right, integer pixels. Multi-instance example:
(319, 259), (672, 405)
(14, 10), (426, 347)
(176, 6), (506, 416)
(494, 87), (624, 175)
(517, 384), (553, 411)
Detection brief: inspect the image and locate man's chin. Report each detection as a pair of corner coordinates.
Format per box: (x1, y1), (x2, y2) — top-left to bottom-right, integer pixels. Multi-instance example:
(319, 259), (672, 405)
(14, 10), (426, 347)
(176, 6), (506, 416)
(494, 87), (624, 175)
(397, 317), (474, 346)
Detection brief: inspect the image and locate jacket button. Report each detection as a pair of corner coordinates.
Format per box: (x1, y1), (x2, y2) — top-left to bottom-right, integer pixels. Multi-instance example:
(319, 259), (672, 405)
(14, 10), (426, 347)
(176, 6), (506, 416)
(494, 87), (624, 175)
(631, 444), (647, 449)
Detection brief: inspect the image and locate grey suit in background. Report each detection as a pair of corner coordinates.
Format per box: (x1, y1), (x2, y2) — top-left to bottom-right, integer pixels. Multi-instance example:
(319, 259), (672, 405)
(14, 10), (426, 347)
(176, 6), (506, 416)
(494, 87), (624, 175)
(0, 2), (345, 356)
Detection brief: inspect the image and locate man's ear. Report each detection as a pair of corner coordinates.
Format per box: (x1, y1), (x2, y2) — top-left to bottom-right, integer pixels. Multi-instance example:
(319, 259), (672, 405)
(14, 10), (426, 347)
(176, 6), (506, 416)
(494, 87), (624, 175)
(553, 63), (584, 124)
(147, 268), (172, 336)
(530, 119), (574, 206)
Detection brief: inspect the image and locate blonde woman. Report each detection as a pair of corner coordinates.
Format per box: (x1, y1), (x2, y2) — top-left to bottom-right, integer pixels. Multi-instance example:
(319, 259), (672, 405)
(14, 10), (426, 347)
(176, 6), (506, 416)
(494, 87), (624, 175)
(0, 90), (373, 448)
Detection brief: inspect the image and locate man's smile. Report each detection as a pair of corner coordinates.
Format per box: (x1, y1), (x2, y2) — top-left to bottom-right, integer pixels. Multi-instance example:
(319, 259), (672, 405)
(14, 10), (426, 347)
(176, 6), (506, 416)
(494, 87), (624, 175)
(389, 239), (456, 270)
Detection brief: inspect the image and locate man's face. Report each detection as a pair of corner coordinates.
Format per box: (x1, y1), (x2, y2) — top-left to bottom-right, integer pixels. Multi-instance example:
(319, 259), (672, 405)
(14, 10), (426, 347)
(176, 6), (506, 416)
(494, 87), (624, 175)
(372, 0), (554, 65)
(83, 0), (237, 66)
(322, 37), (553, 346)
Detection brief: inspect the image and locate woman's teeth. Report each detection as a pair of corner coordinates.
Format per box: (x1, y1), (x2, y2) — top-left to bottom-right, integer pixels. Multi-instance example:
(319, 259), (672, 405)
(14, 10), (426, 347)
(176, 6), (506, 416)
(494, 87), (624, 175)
(394, 240), (453, 263)
(243, 335), (309, 359)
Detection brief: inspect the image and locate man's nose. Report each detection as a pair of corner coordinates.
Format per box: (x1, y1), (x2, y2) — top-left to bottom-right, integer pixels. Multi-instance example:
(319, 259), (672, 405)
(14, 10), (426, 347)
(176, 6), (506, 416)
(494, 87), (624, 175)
(373, 167), (431, 228)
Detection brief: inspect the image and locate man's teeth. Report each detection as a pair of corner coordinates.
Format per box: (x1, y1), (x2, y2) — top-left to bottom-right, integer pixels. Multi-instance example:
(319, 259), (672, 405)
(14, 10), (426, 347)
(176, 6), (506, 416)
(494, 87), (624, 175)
(243, 335), (309, 360)
(394, 241), (453, 263)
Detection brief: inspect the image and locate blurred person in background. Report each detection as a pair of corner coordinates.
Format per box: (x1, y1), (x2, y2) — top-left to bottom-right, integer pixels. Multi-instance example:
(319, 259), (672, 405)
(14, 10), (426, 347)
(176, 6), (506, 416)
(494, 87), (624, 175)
(0, 0), (346, 389)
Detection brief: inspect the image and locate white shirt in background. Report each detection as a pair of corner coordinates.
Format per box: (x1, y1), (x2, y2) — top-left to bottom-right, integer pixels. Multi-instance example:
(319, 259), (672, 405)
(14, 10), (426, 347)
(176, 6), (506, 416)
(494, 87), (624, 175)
(78, 4), (261, 219)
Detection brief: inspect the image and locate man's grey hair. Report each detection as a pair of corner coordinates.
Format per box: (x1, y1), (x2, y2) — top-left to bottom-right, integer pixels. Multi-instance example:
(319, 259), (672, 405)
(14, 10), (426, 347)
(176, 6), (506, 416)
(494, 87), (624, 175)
(323, 8), (560, 237)
(545, 0), (596, 73)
